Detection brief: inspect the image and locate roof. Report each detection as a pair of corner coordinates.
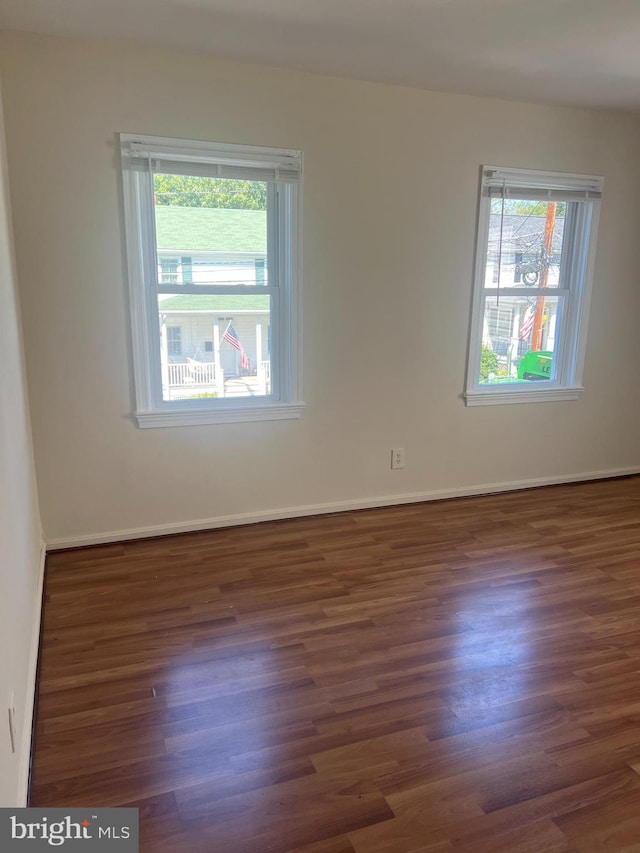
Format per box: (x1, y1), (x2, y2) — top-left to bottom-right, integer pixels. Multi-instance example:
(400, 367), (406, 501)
(155, 206), (266, 254)
(159, 294), (269, 312)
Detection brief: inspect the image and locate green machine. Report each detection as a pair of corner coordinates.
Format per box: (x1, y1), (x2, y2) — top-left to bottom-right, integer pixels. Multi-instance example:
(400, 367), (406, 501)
(518, 351), (553, 381)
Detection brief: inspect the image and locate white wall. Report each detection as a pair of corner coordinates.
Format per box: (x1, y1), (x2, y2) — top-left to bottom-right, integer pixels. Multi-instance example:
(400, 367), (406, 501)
(0, 87), (43, 805)
(1, 31), (639, 546)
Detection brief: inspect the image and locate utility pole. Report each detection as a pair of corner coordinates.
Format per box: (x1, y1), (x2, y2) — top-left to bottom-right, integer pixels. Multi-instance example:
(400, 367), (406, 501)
(530, 202), (557, 352)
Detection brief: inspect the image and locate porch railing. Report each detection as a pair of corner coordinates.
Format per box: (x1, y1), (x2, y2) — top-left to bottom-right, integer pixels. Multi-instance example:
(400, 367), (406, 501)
(167, 360), (225, 396)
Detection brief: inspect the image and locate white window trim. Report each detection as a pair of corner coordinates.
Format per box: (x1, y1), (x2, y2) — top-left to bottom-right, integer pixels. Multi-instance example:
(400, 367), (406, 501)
(119, 133), (304, 427)
(465, 166), (602, 407)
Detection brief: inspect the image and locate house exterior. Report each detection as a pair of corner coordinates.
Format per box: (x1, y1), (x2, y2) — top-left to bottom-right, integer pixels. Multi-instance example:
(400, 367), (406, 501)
(155, 205), (271, 396)
(159, 293), (269, 378)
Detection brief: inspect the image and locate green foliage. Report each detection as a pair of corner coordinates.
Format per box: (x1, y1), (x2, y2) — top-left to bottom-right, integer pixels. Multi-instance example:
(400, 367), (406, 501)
(154, 175), (267, 210)
(479, 345), (499, 382)
(490, 199), (566, 217)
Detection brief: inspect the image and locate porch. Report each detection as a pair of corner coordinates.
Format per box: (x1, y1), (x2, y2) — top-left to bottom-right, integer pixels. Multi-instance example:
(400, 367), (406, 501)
(165, 359), (271, 400)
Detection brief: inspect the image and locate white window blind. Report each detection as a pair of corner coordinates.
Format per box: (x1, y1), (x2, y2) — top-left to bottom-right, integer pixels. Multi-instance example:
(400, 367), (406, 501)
(121, 135), (302, 183)
(483, 166), (603, 202)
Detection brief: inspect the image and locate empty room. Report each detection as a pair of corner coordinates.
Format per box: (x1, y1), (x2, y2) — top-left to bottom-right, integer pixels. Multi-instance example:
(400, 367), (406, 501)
(1, 0), (640, 850)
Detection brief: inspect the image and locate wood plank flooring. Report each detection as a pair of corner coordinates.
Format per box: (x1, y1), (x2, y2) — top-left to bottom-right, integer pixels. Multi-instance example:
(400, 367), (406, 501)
(30, 477), (640, 852)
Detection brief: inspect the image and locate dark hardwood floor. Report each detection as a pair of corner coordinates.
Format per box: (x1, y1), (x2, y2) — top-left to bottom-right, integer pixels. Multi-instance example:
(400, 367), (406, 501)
(31, 477), (640, 852)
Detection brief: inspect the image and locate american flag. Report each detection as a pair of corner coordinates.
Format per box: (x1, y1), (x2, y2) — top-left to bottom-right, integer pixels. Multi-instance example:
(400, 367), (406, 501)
(222, 322), (250, 371)
(519, 305), (535, 340)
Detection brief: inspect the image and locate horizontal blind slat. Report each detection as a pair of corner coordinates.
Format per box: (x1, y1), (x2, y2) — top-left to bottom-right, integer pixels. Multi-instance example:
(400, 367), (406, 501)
(121, 135), (301, 183)
(486, 187), (601, 202)
(483, 166), (603, 201)
(151, 159), (299, 183)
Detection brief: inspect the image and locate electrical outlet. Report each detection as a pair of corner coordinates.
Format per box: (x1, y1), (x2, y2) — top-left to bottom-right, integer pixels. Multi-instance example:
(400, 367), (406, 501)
(391, 447), (405, 469)
(8, 690), (16, 754)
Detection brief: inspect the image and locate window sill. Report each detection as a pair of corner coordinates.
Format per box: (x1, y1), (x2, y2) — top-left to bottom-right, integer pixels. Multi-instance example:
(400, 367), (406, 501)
(464, 386), (583, 406)
(136, 402), (305, 428)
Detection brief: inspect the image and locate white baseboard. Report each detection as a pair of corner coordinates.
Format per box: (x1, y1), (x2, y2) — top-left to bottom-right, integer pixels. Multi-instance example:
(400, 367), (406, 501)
(46, 465), (640, 551)
(17, 540), (46, 806)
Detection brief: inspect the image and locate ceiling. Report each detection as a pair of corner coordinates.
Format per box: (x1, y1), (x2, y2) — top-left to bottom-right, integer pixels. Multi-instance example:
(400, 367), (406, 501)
(1, 0), (640, 111)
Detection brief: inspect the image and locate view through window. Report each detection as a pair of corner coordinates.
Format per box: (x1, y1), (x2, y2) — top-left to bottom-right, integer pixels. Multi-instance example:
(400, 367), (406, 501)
(480, 199), (564, 385)
(155, 174), (271, 402)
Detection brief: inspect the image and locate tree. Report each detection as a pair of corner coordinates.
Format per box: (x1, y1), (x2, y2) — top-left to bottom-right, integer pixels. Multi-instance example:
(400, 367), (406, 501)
(480, 345), (499, 382)
(153, 175), (267, 210)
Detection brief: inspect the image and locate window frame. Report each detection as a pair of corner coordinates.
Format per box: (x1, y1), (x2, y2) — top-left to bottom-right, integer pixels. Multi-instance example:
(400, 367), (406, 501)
(119, 133), (303, 428)
(465, 166), (603, 406)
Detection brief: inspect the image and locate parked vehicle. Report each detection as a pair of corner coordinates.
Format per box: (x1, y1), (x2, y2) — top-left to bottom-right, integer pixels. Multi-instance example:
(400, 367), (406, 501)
(517, 350), (553, 381)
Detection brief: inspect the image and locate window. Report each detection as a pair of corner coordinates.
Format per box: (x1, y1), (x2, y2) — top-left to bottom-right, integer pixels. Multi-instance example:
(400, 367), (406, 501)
(120, 134), (303, 427)
(514, 252), (523, 284)
(465, 166), (602, 405)
(166, 326), (182, 356)
(159, 257), (179, 285)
